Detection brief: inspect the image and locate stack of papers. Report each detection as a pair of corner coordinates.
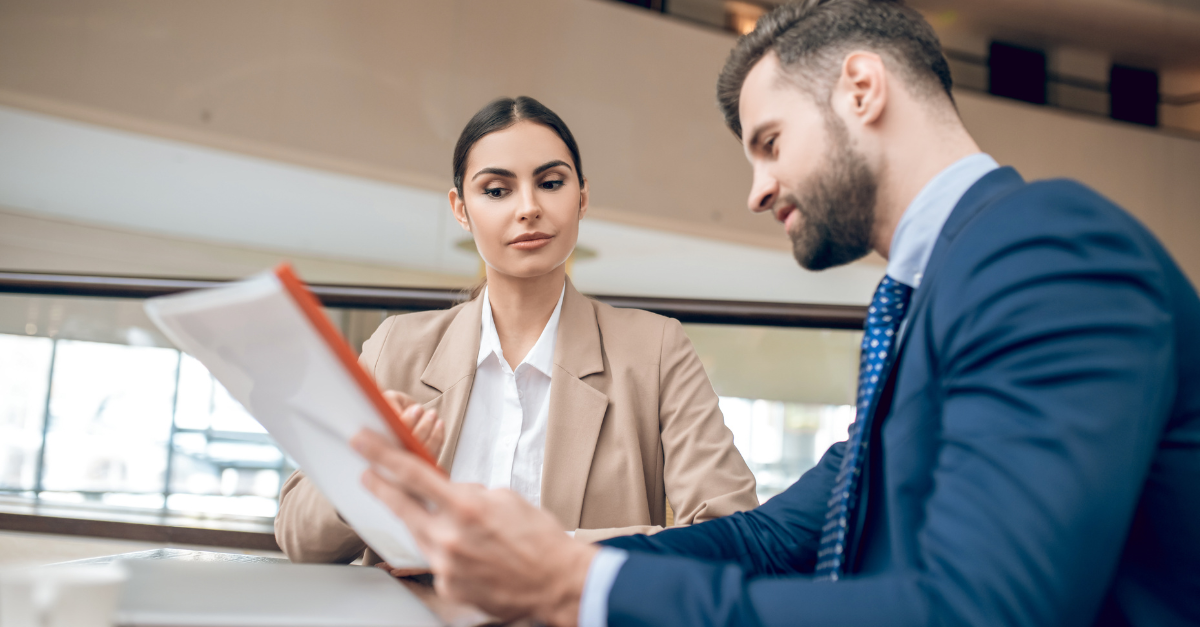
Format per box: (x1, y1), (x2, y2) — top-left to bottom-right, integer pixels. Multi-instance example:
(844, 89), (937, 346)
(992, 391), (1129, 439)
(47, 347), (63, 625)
(145, 264), (433, 568)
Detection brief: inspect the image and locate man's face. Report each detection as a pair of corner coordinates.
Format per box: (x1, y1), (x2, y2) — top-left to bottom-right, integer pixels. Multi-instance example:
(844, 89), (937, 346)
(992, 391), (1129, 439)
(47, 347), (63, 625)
(739, 53), (877, 271)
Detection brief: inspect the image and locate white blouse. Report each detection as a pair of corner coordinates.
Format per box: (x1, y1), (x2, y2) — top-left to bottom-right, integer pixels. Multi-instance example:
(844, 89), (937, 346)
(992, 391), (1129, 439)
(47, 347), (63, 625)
(448, 284), (565, 507)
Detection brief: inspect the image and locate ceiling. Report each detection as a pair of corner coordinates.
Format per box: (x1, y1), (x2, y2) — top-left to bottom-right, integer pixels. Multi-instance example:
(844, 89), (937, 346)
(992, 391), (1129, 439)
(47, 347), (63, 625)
(0, 104), (885, 305)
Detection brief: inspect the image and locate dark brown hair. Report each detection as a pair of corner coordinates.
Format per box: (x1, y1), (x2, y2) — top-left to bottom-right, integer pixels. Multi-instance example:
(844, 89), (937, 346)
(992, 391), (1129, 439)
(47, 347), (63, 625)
(453, 96), (583, 197)
(716, 0), (954, 138)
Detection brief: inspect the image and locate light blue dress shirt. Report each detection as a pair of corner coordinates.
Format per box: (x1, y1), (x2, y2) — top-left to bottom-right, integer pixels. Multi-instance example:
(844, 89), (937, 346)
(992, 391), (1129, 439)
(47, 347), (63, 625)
(577, 153), (1001, 627)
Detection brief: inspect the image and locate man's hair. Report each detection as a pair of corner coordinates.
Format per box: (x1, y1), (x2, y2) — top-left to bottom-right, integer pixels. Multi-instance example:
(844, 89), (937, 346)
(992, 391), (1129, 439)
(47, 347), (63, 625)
(717, 0), (954, 138)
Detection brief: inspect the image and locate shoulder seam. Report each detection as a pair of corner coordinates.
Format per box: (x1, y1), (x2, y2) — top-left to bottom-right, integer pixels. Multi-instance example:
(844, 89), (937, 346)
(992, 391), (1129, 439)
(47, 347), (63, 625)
(370, 315), (399, 378)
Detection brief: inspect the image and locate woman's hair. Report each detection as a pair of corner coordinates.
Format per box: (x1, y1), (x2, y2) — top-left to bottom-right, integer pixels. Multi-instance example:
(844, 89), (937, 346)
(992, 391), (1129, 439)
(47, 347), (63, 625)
(453, 96), (584, 197)
(453, 96), (584, 301)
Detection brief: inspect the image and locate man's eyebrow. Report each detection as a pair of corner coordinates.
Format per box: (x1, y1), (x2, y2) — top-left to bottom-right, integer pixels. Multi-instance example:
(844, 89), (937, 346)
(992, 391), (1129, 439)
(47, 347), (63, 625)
(471, 167), (516, 181)
(745, 122), (775, 152)
(533, 160), (571, 176)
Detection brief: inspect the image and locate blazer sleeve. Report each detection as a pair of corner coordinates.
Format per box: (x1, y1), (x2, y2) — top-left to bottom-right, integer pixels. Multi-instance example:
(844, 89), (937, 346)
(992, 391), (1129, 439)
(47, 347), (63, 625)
(273, 316), (398, 563)
(655, 318), (759, 524)
(274, 470), (367, 564)
(575, 319), (760, 544)
(603, 185), (1177, 626)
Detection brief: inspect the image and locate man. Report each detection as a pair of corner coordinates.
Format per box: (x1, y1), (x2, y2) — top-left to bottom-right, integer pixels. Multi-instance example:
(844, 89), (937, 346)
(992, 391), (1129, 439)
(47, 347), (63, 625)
(350, 0), (1200, 625)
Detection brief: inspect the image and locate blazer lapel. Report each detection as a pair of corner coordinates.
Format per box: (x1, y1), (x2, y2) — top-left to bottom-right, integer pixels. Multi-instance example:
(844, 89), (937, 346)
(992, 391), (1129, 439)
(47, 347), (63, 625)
(540, 279), (608, 530)
(419, 296), (485, 469)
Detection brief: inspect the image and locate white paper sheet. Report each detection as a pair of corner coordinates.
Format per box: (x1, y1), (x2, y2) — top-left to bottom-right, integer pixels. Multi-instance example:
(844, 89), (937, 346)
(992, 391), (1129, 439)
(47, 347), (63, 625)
(144, 271), (427, 568)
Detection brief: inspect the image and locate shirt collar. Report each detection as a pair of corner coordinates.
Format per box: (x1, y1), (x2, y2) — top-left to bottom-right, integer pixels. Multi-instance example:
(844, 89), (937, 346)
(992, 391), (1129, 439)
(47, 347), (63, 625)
(886, 153), (999, 288)
(477, 283), (566, 377)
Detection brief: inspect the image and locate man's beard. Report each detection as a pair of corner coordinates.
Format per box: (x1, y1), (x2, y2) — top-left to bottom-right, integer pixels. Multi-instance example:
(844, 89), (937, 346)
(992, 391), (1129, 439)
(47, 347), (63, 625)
(784, 117), (878, 271)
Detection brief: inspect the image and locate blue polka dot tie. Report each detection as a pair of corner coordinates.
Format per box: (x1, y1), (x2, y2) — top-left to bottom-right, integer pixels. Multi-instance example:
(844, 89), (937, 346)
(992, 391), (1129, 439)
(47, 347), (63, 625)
(814, 275), (913, 581)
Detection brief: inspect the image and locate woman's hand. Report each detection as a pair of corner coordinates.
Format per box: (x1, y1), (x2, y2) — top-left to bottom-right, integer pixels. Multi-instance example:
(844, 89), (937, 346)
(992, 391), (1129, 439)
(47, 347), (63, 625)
(382, 390), (445, 460)
(375, 561), (431, 579)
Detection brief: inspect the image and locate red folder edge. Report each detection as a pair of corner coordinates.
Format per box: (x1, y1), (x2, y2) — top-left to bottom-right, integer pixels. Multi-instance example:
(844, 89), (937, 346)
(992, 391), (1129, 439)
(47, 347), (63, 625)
(274, 262), (444, 473)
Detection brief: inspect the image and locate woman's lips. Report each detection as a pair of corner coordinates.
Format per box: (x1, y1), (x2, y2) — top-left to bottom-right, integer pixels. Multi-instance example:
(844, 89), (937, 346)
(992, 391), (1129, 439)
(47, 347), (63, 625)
(509, 234), (553, 250)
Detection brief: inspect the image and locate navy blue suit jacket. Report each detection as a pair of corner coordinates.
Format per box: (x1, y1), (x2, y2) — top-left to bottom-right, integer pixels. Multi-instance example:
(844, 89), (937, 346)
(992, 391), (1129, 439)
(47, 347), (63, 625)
(602, 168), (1200, 626)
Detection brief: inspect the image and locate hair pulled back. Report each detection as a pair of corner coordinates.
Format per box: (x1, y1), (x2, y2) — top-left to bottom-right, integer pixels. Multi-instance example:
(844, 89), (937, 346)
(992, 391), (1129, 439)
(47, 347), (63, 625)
(453, 96), (584, 197)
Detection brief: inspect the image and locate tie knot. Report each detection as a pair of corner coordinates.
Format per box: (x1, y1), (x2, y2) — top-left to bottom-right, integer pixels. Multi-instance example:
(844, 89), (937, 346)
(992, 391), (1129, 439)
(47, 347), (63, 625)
(866, 276), (912, 330)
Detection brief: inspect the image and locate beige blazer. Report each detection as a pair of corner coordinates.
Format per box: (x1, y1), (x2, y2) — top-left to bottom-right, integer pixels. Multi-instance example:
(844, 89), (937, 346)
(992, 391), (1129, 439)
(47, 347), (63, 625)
(275, 279), (757, 564)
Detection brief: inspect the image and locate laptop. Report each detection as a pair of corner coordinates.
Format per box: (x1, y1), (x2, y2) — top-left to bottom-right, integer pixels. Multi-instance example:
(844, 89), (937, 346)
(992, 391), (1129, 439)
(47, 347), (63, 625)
(116, 560), (443, 627)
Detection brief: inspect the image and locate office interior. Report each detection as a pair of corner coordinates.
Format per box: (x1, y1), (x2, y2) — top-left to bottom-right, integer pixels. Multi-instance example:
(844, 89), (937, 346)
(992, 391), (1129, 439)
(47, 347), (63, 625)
(0, 0), (1198, 570)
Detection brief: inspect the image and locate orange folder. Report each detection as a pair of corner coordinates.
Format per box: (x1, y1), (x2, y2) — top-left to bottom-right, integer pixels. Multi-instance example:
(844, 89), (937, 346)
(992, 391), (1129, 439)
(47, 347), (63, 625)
(274, 263), (442, 472)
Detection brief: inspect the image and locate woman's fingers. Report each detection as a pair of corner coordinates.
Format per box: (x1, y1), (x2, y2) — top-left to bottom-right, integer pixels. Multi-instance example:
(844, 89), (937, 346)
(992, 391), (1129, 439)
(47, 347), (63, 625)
(379, 392), (442, 456)
(409, 406), (432, 441)
(426, 415), (445, 457)
(409, 408), (444, 456)
(374, 561), (431, 579)
(382, 390), (415, 412)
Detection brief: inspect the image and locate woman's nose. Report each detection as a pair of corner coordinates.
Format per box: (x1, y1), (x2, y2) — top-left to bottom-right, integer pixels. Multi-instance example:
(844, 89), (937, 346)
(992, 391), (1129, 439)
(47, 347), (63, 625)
(516, 187), (542, 221)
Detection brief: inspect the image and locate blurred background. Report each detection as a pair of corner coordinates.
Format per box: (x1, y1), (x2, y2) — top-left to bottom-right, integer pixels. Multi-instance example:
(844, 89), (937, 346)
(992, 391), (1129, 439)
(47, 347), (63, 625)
(1, 0), (1197, 562)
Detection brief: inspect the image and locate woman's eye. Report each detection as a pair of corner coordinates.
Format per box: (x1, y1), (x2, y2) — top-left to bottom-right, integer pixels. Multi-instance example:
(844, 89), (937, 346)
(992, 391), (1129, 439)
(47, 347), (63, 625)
(540, 180), (565, 190)
(484, 187), (506, 198)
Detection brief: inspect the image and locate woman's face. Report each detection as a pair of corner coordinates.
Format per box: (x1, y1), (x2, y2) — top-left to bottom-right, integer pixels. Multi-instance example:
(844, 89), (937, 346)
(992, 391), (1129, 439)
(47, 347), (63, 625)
(450, 121), (588, 281)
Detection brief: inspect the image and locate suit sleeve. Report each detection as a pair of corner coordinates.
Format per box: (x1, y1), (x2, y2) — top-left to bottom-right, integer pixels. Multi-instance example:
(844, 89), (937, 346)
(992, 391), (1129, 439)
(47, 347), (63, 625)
(601, 440), (845, 575)
(605, 186), (1175, 626)
(273, 316), (398, 564)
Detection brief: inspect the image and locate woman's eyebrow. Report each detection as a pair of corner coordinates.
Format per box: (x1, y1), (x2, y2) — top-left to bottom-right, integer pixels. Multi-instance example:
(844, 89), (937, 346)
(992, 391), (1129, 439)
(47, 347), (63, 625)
(471, 167), (515, 181)
(533, 160), (571, 176)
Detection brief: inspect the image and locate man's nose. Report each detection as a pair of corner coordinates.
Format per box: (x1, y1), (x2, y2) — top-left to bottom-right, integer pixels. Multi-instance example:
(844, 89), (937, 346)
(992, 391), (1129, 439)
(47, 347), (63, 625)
(748, 172), (778, 214)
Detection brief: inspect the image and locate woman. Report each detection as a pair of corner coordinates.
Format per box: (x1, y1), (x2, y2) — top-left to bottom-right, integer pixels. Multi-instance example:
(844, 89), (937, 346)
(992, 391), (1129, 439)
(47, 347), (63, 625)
(275, 97), (757, 566)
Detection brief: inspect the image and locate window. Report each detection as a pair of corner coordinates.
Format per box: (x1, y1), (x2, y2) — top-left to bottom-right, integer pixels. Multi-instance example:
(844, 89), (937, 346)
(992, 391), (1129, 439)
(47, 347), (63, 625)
(0, 322), (294, 520)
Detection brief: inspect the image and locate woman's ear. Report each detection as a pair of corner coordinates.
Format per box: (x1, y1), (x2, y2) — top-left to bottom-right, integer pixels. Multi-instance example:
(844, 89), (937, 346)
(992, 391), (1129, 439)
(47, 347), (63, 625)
(449, 188), (472, 231)
(578, 177), (590, 219)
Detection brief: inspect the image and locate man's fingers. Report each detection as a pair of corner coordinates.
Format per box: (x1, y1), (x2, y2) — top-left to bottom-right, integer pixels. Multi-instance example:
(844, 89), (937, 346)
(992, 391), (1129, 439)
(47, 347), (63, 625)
(352, 428), (457, 511)
(361, 466), (436, 547)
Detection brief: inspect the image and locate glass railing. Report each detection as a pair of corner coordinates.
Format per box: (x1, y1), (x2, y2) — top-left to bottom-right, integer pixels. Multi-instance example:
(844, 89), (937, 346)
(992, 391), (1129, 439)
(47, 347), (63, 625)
(0, 271), (866, 527)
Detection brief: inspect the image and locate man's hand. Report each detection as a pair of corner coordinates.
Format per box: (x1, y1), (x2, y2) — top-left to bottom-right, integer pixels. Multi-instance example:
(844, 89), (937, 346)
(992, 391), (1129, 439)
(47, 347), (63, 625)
(351, 428), (598, 626)
(382, 390), (445, 459)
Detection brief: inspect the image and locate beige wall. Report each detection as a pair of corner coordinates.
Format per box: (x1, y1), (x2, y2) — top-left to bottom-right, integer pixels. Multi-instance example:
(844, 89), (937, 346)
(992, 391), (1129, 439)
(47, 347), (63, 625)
(0, 0), (1197, 281)
(959, 92), (1200, 281)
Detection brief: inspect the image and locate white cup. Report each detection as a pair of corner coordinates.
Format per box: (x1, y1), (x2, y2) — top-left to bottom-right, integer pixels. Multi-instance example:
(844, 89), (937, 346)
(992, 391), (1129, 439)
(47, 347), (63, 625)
(0, 563), (128, 627)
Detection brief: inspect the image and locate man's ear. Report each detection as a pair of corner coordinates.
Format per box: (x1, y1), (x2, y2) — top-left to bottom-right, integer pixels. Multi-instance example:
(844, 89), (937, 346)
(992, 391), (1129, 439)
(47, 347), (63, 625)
(578, 178), (590, 219)
(838, 51), (888, 127)
(449, 188), (472, 231)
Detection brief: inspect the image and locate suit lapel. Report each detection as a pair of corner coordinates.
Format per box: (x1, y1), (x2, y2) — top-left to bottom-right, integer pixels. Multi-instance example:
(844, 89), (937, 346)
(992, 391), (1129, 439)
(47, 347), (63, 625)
(419, 296), (485, 469)
(868, 167), (1026, 414)
(540, 279), (608, 530)
(895, 166), (1026, 353)
(846, 167), (1026, 570)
